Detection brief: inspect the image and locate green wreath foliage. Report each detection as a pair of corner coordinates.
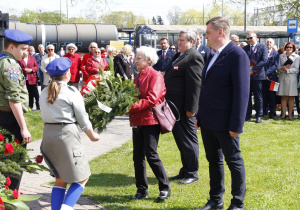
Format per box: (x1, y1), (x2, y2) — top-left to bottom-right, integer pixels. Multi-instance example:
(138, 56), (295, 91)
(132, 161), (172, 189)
(84, 63), (139, 133)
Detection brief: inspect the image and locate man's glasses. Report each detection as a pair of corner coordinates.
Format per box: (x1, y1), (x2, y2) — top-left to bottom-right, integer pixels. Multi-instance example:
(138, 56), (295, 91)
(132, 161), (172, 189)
(246, 37), (253, 40)
(47, 49), (54, 51)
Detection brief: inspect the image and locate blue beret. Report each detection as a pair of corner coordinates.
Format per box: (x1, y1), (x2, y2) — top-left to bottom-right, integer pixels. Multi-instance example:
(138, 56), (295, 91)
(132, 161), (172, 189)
(4, 29), (33, 44)
(46, 57), (71, 77)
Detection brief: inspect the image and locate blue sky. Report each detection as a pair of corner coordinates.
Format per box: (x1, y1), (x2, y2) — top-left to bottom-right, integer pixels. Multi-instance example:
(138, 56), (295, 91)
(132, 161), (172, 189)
(1, 0), (256, 24)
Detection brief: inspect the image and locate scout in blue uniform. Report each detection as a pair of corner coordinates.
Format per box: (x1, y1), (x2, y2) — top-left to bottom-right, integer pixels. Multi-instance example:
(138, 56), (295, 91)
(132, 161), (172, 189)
(39, 57), (100, 210)
(0, 29), (32, 190)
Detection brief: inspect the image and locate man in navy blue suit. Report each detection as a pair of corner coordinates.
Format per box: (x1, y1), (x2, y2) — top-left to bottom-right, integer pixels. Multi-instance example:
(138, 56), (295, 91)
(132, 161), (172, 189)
(196, 17), (250, 210)
(243, 32), (268, 123)
(153, 38), (176, 75)
(263, 38), (279, 119)
(195, 32), (210, 63)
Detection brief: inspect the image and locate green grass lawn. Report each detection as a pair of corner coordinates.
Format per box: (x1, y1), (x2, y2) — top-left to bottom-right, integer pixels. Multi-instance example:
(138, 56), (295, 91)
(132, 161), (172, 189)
(84, 117), (300, 209)
(25, 110), (43, 142)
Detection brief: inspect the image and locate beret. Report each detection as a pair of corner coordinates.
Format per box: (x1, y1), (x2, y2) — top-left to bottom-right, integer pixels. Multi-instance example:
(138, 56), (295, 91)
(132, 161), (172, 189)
(46, 57), (71, 77)
(4, 29), (33, 44)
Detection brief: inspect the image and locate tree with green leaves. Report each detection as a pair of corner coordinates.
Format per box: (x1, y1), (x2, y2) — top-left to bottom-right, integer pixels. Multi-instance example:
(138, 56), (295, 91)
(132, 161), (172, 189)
(152, 16), (157, 25)
(167, 7), (182, 25)
(100, 11), (146, 28)
(179, 9), (203, 25)
(156, 16), (164, 25)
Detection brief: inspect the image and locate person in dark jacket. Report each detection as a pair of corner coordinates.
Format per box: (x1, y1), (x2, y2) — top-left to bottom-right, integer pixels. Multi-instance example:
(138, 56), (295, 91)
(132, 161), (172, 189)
(129, 46), (171, 201)
(114, 44), (133, 80)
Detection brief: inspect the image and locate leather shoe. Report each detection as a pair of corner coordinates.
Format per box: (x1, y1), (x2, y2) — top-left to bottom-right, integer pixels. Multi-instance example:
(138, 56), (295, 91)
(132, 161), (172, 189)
(131, 193), (148, 200)
(255, 117), (262, 123)
(169, 174), (184, 180)
(195, 200), (224, 210)
(227, 205), (244, 210)
(179, 177), (199, 184)
(157, 190), (171, 200)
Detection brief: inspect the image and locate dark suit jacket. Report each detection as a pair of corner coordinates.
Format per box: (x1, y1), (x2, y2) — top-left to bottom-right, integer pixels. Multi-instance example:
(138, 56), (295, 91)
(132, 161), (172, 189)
(153, 49), (176, 72)
(18, 56), (39, 85)
(198, 41), (250, 133)
(243, 43), (268, 80)
(265, 50), (279, 81)
(114, 54), (133, 80)
(164, 47), (204, 114)
(196, 45), (210, 63)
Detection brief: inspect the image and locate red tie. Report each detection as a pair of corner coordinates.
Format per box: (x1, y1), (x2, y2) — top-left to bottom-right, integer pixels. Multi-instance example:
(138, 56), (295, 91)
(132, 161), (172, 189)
(162, 51), (166, 61)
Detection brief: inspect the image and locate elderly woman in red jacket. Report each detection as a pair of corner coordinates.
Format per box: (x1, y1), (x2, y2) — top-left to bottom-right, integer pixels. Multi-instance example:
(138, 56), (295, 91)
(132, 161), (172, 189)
(18, 49), (40, 110)
(129, 46), (171, 201)
(63, 43), (81, 89)
(86, 48), (109, 78)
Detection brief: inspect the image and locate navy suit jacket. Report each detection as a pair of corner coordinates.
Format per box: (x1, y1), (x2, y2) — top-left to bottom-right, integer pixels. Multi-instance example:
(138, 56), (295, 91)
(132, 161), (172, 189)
(153, 49), (176, 72)
(196, 45), (210, 63)
(198, 41), (250, 133)
(243, 43), (268, 80)
(265, 50), (279, 81)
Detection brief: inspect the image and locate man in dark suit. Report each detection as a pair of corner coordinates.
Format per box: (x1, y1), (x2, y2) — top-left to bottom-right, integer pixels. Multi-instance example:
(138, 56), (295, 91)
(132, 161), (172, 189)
(243, 31), (268, 123)
(195, 32), (210, 63)
(153, 38), (176, 75)
(196, 17), (250, 210)
(263, 38), (279, 119)
(164, 30), (204, 184)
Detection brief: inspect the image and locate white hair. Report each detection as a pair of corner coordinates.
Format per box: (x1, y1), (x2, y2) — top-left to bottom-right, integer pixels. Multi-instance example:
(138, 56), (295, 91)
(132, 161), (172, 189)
(66, 43), (78, 52)
(136, 46), (159, 66)
(46, 44), (55, 50)
(266, 38), (275, 44)
(107, 46), (116, 52)
(179, 29), (197, 45)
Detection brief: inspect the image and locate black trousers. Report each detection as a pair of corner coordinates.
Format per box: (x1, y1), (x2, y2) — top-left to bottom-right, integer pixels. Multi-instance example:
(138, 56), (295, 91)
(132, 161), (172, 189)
(262, 80), (276, 117)
(26, 81), (40, 109)
(132, 124), (170, 194)
(0, 110), (26, 190)
(246, 80), (263, 119)
(201, 128), (246, 207)
(172, 114), (199, 178)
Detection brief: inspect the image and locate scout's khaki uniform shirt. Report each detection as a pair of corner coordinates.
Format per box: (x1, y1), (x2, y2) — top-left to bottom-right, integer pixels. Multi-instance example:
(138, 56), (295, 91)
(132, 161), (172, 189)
(0, 51), (29, 112)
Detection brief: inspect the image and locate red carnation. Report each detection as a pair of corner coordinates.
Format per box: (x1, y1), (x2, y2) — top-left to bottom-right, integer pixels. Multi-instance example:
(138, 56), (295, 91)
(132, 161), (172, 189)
(0, 133), (4, 141)
(6, 177), (11, 187)
(0, 197), (4, 210)
(15, 139), (21, 145)
(36, 155), (43, 164)
(4, 143), (14, 154)
(12, 189), (19, 199)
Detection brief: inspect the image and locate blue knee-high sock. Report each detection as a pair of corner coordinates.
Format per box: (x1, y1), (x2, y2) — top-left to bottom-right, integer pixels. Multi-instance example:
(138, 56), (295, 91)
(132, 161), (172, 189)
(63, 183), (84, 207)
(51, 186), (66, 210)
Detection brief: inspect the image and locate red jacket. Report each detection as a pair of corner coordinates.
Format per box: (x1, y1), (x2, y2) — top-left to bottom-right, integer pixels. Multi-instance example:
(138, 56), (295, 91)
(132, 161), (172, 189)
(80, 52), (93, 82)
(18, 56), (39, 85)
(86, 57), (109, 77)
(64, 53), (81, 83)
(129, 67), (166, 126)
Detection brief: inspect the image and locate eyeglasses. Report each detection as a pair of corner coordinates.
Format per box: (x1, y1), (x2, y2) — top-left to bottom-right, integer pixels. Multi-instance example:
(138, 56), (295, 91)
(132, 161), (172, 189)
(47, 49), (54, 51)
(170, 48), (176, 50)
(95, 52), (101, 54)
(68, 48), (75, 51)
(246, 37), (254, 40)
(286, 46), (293, 49)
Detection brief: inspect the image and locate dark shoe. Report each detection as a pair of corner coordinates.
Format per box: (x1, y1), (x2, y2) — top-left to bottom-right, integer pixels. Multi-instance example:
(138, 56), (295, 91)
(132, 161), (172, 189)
(169, 174), (184, 180)
(179, 177), (199, 184)
(269, 115), (275, 119)
(227, 205), (245, 210)
(131, 193), (148, 200)
(245, 116), (251, 121)
(255, 117), (262, 123)
(195, 200), (224, 210)
(157, 190), (171, 200)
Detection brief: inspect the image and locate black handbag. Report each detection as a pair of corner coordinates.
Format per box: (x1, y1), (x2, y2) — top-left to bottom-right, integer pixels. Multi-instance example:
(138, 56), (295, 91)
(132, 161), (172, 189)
(152, 99), (180, 134)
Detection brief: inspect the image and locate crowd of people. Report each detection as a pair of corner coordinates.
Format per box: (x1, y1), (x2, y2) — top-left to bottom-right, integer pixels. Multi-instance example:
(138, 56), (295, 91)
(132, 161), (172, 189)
(1, 16), (300, 210)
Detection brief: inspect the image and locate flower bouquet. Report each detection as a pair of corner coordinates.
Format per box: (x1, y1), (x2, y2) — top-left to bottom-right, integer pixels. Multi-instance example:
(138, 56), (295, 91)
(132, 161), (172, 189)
(0, 127), (48, 210)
